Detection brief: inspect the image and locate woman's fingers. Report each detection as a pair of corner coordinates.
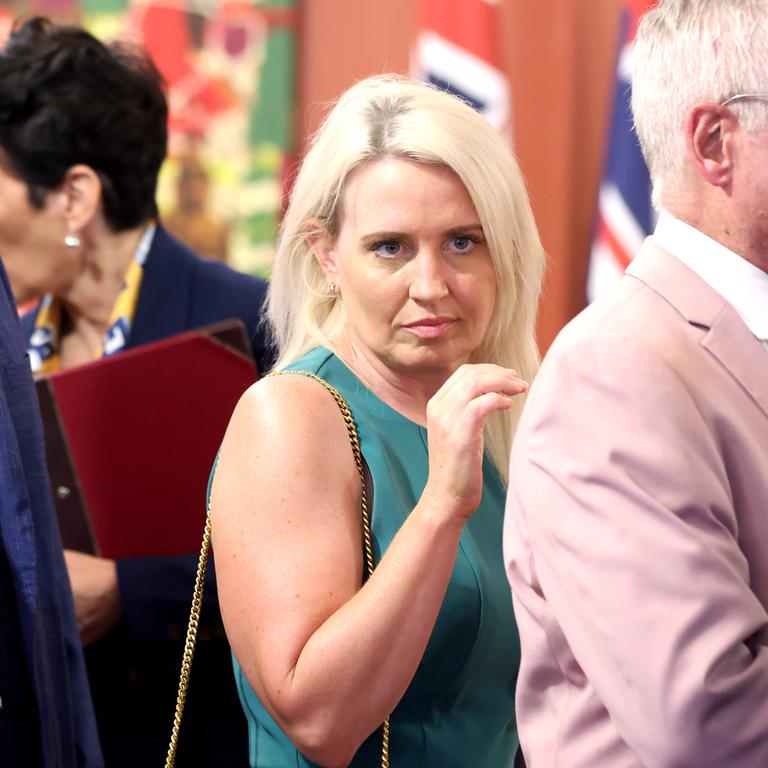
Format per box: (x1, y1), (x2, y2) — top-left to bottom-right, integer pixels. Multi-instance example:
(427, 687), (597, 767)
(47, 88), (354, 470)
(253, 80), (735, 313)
(424, 364), (528, 521)
(428, 364), (527, 424)
(463, 389), (517, 425)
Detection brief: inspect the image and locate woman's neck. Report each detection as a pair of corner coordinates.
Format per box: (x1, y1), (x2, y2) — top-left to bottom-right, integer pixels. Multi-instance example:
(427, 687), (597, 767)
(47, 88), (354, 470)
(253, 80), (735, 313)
(60, 223), (147, 332)
(332, 336), (449, 427)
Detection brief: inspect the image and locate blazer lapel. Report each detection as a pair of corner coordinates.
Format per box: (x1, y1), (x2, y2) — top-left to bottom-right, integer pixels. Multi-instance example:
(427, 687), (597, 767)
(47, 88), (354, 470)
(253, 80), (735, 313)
(628, 238), (768, 420)
(702, 309), (768, 420)
(128, 225), (194, 348)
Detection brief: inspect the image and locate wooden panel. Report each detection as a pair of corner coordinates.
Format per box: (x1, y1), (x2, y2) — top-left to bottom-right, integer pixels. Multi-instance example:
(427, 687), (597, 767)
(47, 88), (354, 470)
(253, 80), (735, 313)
(505, 0), (622, 349)
(297, 0), (417, 138)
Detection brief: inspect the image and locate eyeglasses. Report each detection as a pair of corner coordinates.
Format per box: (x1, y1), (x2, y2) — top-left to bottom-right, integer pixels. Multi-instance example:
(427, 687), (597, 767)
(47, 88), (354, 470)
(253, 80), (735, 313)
(719, 93), (768, 107)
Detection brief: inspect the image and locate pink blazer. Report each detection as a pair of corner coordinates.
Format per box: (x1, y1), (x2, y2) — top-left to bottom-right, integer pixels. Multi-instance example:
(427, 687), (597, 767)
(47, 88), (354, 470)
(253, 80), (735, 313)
(505, 239), (768, 767)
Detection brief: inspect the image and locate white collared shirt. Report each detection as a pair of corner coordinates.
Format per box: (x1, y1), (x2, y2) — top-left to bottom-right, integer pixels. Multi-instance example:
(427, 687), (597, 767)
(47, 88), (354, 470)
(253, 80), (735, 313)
(653, 211), (768, 349)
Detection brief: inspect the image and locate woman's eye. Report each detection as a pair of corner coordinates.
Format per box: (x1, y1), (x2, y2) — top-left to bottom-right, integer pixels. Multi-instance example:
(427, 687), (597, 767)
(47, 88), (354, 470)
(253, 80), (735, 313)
(447, 236), (476, 254)
(373, 240), (404, 259)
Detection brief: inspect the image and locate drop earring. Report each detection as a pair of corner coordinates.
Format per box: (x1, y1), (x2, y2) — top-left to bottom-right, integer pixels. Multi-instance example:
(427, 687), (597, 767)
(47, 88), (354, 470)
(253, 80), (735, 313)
(328, 281), (337, 294)
(64, 233), (81, 249)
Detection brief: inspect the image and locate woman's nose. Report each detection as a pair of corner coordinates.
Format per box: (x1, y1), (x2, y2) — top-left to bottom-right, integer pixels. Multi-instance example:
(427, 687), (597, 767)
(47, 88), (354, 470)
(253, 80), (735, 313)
(407, 250), (450, 301)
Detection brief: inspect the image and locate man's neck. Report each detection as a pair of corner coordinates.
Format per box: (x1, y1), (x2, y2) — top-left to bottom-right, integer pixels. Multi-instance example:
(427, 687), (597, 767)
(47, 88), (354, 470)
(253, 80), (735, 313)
(666, 199), (768, 275)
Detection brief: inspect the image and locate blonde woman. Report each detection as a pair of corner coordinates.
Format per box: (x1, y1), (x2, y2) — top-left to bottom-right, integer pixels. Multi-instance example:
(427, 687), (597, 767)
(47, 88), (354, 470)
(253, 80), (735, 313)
(213, 75), (545, 768)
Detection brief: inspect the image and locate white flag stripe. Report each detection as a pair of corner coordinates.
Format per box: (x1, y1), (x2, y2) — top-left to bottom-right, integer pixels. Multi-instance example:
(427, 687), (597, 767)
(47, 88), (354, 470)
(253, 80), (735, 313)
(618, 42), (634, 83)
(413, 31), (510, 132)
(599, 182), (647, 259)
(587, 241), (626, 301)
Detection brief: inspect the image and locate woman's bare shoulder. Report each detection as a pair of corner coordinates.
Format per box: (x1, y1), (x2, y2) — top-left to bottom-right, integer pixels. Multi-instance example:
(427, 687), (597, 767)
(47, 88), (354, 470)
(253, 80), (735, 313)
(229, 372), (347, 440)
(215, 372), (356, 498)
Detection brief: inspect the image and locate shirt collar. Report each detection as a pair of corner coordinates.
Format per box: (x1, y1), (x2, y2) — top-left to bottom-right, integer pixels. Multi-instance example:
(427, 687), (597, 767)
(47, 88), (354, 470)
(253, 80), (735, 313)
(652, 211), (768, 342)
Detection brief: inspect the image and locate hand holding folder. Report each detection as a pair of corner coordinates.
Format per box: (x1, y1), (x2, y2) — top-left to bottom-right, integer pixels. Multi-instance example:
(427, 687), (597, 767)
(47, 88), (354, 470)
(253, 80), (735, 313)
(36, 319), (258, 559)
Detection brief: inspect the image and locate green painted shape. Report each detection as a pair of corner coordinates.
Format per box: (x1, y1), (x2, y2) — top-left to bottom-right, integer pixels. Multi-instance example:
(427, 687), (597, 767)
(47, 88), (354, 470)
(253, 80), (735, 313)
(249, 27), (295, 149)
(255, 0), (294, 8)
(241, 213), (278, 242)
(80, 0), (127, 15)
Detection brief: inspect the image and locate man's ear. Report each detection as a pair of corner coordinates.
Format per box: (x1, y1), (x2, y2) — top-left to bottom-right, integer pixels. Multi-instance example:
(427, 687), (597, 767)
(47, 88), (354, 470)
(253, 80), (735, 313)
(59, 164), (102, 233)
(303, 218), (339, 283)
(687, 104), (736, 190)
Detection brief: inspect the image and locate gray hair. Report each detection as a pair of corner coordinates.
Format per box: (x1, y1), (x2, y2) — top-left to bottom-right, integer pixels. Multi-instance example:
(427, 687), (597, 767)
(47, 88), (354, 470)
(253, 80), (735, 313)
(267, 74), (546, 482)
(632, 0), (768, 205)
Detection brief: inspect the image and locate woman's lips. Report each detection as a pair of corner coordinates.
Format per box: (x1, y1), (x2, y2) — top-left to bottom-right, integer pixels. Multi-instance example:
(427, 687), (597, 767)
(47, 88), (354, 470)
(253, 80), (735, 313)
(401, 317), (457, 339)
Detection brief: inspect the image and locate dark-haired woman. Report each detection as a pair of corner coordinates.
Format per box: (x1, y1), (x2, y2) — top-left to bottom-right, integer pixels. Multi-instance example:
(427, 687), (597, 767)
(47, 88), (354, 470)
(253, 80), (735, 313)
(0, 17), (269, 767)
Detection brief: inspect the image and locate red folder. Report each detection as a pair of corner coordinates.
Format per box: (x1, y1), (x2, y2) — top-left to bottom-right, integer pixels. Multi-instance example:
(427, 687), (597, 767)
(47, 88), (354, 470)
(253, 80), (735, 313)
(36, 319), (258, 559)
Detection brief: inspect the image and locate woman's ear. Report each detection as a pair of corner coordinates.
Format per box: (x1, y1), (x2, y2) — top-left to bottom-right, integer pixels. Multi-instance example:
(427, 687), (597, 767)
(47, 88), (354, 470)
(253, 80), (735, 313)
(60, 164), (102, 234)
(302, 218), (338, 283)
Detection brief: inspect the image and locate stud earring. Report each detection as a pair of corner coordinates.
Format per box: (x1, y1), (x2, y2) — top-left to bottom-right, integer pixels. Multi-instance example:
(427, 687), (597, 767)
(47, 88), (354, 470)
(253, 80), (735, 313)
(64, 233), (81, 249)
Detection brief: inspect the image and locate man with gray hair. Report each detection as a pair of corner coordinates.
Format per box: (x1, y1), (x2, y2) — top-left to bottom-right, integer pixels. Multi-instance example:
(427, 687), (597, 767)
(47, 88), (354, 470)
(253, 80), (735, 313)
(504, 1), (768, 765)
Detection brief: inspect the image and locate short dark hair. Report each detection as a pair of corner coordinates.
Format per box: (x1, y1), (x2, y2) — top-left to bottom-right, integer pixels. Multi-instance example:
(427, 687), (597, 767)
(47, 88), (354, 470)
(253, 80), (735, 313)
(0, 17), (168, 231)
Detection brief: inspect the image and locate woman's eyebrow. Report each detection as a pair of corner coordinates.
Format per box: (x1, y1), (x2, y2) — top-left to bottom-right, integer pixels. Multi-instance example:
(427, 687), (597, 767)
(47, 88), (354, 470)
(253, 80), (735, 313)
(444, 224), (484, 236)
(360, 230), (410, 244)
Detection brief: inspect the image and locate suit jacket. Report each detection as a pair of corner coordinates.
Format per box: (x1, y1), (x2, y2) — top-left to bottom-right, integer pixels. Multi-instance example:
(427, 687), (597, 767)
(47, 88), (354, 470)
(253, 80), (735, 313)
(21, 225), (270, 768)
(0, 259), (102, 768)
(505, 239), (768, 767)
(128, 224), (271, 369)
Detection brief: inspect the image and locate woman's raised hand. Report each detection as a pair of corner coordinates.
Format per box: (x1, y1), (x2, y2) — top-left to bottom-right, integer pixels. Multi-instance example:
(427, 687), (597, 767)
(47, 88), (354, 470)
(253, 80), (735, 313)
(422, 364), (528, 522)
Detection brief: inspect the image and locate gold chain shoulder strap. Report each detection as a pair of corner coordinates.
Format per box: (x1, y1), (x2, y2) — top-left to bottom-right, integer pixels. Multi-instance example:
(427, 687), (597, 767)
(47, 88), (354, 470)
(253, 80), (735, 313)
(165, 370), (390, 768)
(164, 464), (213, 767)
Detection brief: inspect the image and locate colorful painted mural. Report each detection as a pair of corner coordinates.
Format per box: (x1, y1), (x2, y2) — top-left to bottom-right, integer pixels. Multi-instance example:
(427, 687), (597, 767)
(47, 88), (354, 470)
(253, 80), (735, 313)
(0, 0), (296, 276)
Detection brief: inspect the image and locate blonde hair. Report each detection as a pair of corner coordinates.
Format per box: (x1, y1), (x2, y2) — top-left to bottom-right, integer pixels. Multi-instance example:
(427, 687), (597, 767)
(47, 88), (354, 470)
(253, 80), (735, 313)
(632, 0), (768, 206)
(267, 75), (545, 482)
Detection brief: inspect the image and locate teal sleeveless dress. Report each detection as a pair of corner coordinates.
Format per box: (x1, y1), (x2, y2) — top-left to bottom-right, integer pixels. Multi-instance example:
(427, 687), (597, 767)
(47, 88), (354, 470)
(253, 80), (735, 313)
(231, 347), (521, 767)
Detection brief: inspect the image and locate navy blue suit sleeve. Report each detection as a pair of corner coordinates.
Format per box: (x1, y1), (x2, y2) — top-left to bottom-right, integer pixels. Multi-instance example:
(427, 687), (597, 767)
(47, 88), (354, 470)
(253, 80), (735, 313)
(115, 554), (223, 648)
(0, 262), (103, 768)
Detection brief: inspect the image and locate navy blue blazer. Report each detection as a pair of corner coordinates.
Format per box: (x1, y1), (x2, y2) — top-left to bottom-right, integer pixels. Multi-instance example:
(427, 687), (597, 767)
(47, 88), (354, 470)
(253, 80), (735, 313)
(21, 225), (270, 768)
(0, 258), (103, 768)
(128, 225), (271, 369)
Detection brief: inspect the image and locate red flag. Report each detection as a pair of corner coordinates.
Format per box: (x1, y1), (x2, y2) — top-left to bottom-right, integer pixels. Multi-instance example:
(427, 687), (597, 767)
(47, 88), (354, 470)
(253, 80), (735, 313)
(412, 0), (510, 136)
